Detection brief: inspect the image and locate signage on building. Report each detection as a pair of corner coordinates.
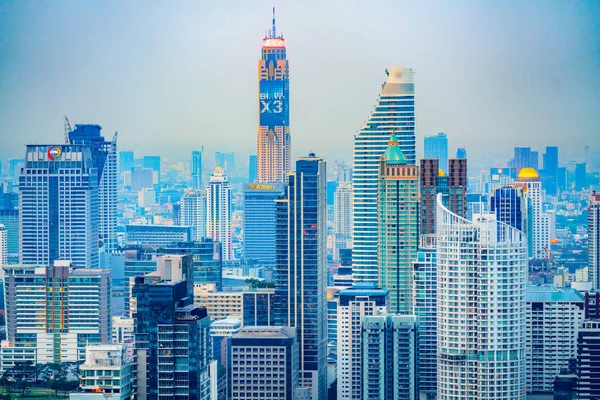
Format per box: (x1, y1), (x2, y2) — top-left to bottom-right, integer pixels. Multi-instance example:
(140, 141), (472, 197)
(249, 184), (276, 190)
(47, 146), (62, 160)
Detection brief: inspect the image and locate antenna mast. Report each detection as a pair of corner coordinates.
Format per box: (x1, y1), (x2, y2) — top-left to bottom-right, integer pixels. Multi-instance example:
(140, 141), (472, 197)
(64, 115), (73, 144)
(272, 7), (276, 38)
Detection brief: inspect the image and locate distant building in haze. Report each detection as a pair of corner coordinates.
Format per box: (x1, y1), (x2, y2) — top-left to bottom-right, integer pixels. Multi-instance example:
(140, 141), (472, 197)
(249, 155), (258, 183)
(424, 132), (448, 173)
(192, 150), (203, 190)
(143, 155), (161, 183)
(456, 147), (467, 159)
(542, 146), (558, 196)
(215, 152), (235, 173)
(119, 150), (134, 175)
(509, 146), (538, 172)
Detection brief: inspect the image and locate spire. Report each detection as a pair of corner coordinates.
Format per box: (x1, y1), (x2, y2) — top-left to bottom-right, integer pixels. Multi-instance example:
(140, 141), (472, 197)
(272, 7), (276, 38)
(383, 131), (407, 165)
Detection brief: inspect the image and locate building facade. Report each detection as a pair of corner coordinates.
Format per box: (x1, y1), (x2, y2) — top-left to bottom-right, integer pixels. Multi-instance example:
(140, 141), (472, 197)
(180, 189), (206, 241)
(589, 193), (600, 290)
(274, 155), (327, 399)
(377, 133), (418, 314)
(576, 319), (600, 399)
(206, 166), (233, 260)
(436, 194), (527, 399)
(125, 225), (193, 247)
(333, 182), (353, 259)
(352, 66), (415, 283)
(516, 167), (543, 258)
(257, 10), (291, 183)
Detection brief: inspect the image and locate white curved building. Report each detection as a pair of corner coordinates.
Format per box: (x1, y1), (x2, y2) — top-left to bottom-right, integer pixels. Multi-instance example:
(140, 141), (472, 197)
(436, 194), (527, 399)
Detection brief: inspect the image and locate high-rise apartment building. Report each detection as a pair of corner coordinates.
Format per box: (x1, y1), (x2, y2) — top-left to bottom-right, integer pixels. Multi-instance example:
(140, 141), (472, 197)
(333, 182), (353, 258)
(206, 166), (233, 260)
(352, 66), (415, 283)
(20, 144), (99, 268)
(192, 150), (203, 190)
(420, 158), (467, 235)
(525, 285), (585, 395)
(68, 124), (118, 253)
(257, 10), (291, 183)
(377, 133), (418, 314)
(242, 182), (284, 266)
(274, 155), (327, 399)
(249, 155), (258, 183)
(229, 326), (299, 400)
(132, 255), (211, 400)
(413, 235), (437, 397)
(437, 194), (527, 399)
(1, 261), (111, 371)
(516, 167), (543, 258)
(180, 189), (206, 241)
(589, 193), (600, 290)
(424, 132), (448, 173)
(361, 315), (418, 400)
(336, 284), (388, 400)
(119, 150), (134, 175)
(576, 320), (600, 399)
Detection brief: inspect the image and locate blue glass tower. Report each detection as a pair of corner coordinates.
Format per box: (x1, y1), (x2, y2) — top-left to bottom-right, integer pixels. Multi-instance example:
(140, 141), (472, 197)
(275, 154), (327, 399)
(424, 132), (448, 173)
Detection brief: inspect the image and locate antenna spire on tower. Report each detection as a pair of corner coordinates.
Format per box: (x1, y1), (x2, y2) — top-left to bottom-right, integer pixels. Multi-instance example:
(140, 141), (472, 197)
(272, 7), (276, 38)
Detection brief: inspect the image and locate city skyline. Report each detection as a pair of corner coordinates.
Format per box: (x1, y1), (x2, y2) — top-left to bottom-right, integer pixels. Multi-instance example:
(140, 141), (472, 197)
(0, 2), (598, 167)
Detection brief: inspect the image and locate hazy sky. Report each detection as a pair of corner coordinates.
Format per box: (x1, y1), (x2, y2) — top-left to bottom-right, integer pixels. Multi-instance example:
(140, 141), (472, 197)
(1, 1), (599, 169)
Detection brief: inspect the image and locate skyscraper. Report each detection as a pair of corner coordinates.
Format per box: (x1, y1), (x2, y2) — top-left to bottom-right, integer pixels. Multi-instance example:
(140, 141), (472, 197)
(68, 124), (118, 253)
(257, 9), (291, 183)
(274, 154), (327, 399)
(576, 320), (600, 399)
(192, 150), (203, 190)
(336, 284), (389, 400)
(516, 167), (543, 258)
(543, 146), (558, 196)
(352, 66), (415, 283)
(509, 147), (538, 172)
(206, 166), (233, 260)
(456, 147), (467, 159)
(377, 133), (418, 314)
(249, 154), (258, 183)
(576, 162), (587, 190)
(180, 189), (206, 241)
(589, 193), (600, 290)
(242, 182), (284, 266)
(437, 195), (527, 399)
(119, 150), (134, 175)
(215, 151), (235, 173)
(424, 132), (448, 173)
(143, 155), (161, 183)
(333, 182), (353, 259)
(20, 144), (99, 268)
(0, 224), (6, 268)
(420, 158), (467, 235)
(490, 185), (529, 243)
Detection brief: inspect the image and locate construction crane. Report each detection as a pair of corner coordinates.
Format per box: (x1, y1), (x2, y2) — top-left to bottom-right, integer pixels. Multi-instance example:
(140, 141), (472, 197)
(64, 115), (73, 144)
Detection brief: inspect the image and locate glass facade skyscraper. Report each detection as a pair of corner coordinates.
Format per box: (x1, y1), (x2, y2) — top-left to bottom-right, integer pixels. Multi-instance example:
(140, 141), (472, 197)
(424, 132), (448, 173)
(257, 9), (291, 183)
(352, 66), (415, 283)
(242, 182), (284, 266)
(20, 144), (99, 268)
(192, 150), (203, 190)
(275, 155), (327, 399)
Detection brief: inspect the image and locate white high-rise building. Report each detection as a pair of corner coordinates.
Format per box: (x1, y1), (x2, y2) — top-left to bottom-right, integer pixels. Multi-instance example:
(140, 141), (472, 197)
(333, 182), (353, 258)
(180, 189), (206, 241)
(336, 284), (388, 399)
(516, 167), (542, 258)
(206, 166), (232, 260)
(525, 285), (585, 394)
(436, 194), (527, 400)
(352, 66), (415, 283)
(589, 193), (600, 290)
(541, 210), (556, 251)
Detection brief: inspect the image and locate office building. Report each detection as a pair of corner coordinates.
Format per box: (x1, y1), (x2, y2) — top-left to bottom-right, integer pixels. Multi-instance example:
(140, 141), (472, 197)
(275, 155), (327, 399)
(143, 155), (161, 182)
(192, 150), (203, 190)
(195, 289), (275, 326)
(206, 166), (233, 260)
(516, 167), (543, 258)
(490, 185), (528, 233)
(336, 284), (388, 399)
(210, 317), (242, 366)
(576, 163), (587, 190)
(361, 315), (418, 400)
(257, 10), (291, 183)
(112, 316), (134, 346)
(424, 132), (448, 173)
(590, 193), (600, 290)
(70, 345), (133, 400)
(242, 182), (284, 266)
(119, 150), (134, 175)
(125, 225), (193, 247)
(525, 285), (585, 395)
(437, 195), (527, 400)
(509, 147), (538, 172)
(249, 155), (258, 183)
(229, 326), (299, 400)
(352, 66), (415, 283)
(132, 256), (211, 400)
(576, 320), (600, 399)
(20, 144), (99, 268)
(333, 182), (353, 259)
(0, 210), (18, 259)
(456, 147), (467, 159)
(180, 189), (206, 241)
(543, 146), (558, 196)
(131, 167), (154, 191)
(377, 133), (418, 314)
(67, 124), (118, 253)
(413, 235), (437, 396)
(420, 158), (467, 235)
(1, 261), (111, 371)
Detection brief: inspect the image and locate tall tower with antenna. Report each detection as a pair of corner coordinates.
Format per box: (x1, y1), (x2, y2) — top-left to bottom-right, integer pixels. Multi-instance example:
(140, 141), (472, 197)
(257, 8), (291, 183)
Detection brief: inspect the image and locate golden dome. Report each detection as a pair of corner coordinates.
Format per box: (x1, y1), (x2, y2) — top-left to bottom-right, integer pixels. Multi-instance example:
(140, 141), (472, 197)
(517, 167), (540, 180)
(438, 169), (446, 177)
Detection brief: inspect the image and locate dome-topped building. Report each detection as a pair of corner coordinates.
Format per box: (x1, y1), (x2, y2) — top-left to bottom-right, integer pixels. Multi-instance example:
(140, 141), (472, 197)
(517, 167), (540, 181)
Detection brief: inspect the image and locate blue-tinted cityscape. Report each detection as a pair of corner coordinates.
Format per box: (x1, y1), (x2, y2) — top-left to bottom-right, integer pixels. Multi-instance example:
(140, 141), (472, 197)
(0, 4), (599, 400)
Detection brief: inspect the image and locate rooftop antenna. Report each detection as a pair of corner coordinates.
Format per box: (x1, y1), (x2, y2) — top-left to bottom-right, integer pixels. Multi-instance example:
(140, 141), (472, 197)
(64, 115), (73, 144)
(272, 7), (276, 38)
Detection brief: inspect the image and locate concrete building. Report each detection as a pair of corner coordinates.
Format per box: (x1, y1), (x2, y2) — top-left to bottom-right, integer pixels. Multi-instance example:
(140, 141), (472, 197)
(206, 166), (233, 260)
(229, 326), (299, 400)
(70, 345), (133, 400)
(125, 225), (193, 247)
(352, 66), (415, 284)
